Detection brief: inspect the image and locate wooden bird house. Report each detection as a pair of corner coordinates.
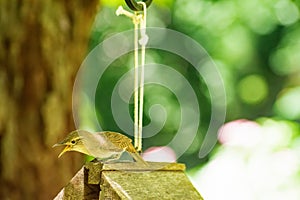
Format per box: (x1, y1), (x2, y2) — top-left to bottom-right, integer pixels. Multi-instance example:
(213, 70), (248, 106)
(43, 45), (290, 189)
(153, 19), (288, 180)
(54, 162), (203, 200)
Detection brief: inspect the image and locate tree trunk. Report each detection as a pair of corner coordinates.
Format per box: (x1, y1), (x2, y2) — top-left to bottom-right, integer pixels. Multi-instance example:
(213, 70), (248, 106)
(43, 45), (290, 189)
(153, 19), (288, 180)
(0, 0), (99, 199)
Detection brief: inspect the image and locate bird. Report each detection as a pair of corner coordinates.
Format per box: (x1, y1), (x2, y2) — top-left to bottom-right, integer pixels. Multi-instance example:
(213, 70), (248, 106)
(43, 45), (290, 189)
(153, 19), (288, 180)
(53, 130), (148, 165)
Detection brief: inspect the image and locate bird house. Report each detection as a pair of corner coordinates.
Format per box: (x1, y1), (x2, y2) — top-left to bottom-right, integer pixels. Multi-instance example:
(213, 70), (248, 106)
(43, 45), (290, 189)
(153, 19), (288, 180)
(54, 162), (203, 199)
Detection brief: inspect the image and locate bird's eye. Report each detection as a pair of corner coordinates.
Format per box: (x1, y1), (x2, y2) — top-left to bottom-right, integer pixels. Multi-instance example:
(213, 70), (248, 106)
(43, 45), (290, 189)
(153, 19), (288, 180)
(71, 140), (76, 144)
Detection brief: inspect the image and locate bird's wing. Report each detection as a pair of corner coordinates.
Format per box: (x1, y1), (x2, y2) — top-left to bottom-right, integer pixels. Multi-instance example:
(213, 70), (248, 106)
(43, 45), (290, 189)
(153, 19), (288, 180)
(101, 131), (137, 153)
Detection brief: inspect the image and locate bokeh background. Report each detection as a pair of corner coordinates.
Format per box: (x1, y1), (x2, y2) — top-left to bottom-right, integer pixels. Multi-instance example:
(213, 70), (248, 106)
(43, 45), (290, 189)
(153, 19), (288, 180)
(1, 0), (300, 199)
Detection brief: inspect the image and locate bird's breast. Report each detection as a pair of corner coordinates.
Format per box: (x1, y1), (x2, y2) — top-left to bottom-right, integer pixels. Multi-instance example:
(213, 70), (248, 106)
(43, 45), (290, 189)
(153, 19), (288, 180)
(81, 133), (124, 159)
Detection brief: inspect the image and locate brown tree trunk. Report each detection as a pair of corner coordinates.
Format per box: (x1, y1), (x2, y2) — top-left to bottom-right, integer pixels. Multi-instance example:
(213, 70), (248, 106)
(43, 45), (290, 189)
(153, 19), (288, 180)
(0, 0), (99, 199)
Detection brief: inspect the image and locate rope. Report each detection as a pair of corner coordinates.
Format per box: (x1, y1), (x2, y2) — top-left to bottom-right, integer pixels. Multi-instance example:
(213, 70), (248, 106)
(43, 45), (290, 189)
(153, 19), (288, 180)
(133, 16), (139, 148)
(137, 1), (147, 152)
(116, 3), (148, 152)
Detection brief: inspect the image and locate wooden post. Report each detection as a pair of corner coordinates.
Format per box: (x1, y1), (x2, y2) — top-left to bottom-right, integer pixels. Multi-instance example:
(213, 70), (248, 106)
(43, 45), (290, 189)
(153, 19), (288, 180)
(54, 162), (203, 200)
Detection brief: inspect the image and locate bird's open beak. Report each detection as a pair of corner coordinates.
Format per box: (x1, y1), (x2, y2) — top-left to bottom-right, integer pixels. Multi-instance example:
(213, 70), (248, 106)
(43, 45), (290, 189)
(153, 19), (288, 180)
(58, 146), (71, 158)
(52, 143), (71, 158)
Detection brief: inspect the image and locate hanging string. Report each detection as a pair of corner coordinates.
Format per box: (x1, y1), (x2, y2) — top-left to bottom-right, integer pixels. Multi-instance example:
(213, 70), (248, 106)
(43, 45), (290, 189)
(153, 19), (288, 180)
(116, 3), (148, 152)
(133, 15), (139, 149)
(137, 1), (147, 152)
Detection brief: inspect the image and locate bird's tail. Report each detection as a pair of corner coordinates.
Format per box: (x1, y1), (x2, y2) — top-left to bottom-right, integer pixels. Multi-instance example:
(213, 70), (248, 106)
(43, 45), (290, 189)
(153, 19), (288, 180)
(130, 152), (149, 166)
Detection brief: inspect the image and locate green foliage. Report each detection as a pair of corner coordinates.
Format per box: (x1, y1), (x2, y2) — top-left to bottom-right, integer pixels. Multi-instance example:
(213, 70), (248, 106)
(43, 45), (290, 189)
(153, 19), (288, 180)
(87, 0), (300, 168)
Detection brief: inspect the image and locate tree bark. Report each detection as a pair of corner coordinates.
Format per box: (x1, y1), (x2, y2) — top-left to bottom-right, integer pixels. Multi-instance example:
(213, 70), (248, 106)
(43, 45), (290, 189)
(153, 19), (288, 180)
(0, 0), (99, 199)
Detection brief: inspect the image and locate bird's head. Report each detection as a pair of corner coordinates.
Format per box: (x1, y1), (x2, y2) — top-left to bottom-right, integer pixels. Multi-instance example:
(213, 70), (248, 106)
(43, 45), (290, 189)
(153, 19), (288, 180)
(53, 130), (89, 157)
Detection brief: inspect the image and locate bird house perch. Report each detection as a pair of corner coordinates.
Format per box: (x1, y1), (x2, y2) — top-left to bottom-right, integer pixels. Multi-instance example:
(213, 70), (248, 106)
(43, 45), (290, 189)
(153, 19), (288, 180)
(54, 162), (203, 199)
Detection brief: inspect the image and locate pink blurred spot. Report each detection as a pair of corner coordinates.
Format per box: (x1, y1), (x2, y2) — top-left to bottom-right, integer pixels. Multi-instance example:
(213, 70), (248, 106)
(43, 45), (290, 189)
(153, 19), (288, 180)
(142, 146), (177, 162)
(218, 119), (262, 147)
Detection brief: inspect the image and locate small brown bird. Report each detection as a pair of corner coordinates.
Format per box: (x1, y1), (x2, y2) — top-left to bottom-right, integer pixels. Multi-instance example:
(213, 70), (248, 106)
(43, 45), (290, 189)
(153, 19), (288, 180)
(53, 130), (148, 165)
